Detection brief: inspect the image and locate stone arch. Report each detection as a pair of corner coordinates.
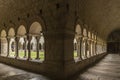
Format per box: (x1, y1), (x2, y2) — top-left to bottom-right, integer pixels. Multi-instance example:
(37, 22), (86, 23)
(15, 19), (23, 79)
(15, 19), (28, 33)
(29, 21), (42, 35)
(74, 24), (83, 60)
(83, 28), (87, 37)
(8, 28), (15, 37)
(17, 25), (27, 58)
(88, 31), (91, 38)
(28, 16), (46, 32)
(1, 29), (7, 56)
(8, 28), (16, 57)
(92, 33), (94, 39)
(17, 25), (26, 36)
(82, 27), (88, 59)
(1, 29), (7, 38)
(75, 24), (82, 35)
(75, 18), (83, 34)
(29, 21), (45, 60)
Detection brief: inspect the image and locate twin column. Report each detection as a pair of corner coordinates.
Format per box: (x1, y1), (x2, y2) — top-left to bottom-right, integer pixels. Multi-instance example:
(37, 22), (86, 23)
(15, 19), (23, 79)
(6, 35), (41, 60)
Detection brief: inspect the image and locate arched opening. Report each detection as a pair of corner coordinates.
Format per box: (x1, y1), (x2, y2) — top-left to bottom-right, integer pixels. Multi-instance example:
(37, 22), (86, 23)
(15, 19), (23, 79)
(17, 25), (27, 58)
(107, 29), (120, 53)
(91, 33), (95, 56)
(1, 30), (7, 56)
(87, 31), (91, 57)
(8, 28), (15, 57)
(19, 37), (26, 58)
(74, 24), (82, 60)
(29, 21), (45, 61)
(94, 35), (97, 55)
(82, 28), (87, 59)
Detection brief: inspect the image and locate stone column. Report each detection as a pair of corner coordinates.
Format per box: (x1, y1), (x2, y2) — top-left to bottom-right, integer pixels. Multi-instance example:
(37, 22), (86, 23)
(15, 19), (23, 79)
(79, 36), (83, 60)
(81, 38), (84, 59)
(93, 40), (95, 55)
(98, 43), (100, 54)
(94, 41), (96, 55)
(102, 43), (104, 53)
(24, 37), (27, 58)
(97, 43), (99, 54)
(88, 39), (91, 57)
(15, 37), (20, 59)
(84, 37), (88, 59)
(7, 37), (10, 57)
(0, 38), (1, 56)
(27, 35), (32, 60)
(94, 41), (97, 55)
(92, 40), (95, 56)
(76, 38), (80, 58)
(100, 43), (102, 54)
(35, 36), (40, 60)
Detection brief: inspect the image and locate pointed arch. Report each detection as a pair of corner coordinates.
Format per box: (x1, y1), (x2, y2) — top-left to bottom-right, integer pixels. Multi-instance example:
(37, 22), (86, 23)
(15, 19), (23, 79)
(8, 28), (15, 37)
(1, 30), (7, 37)
(29, 21), (42, 35)
(83, 28), (87, 36)
(17, 25), (26, 36)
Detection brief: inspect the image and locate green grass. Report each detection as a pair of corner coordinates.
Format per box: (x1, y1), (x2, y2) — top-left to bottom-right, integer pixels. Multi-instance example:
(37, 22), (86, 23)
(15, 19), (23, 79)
(74, 51), (77, 58)
(10, 51), (44, 60)
(10, 51), (77, 60)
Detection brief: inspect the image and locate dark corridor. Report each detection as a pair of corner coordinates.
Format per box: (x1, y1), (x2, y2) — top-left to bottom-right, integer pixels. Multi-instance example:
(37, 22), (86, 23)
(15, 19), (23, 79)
(107, 42), (120, 53)
(107, 29), (120, 54)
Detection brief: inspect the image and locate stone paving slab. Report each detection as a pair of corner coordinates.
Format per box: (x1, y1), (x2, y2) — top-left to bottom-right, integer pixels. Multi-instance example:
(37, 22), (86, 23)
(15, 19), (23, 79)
(0, 64), (50, 80)
(74, 54), (120, 80)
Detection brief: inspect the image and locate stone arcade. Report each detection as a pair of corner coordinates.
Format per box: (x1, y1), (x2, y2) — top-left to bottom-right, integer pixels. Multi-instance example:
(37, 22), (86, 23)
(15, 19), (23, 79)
(0, 0), (119, 80)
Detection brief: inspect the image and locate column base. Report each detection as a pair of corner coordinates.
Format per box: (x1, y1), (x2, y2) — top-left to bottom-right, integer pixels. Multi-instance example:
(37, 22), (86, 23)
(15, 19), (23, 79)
(6, 55), (9, 57)
(35, 57), (40, 60)
(27, 58), (32, 61)
(15, 56), (20, 59)
(23, 56), (27, 58)
(78, 57), (83, 61)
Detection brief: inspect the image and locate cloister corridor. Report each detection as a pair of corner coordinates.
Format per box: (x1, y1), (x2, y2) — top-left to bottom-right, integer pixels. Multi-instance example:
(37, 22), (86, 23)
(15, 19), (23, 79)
(72, 54), (120, 80)
(0, 54), (120, 80)
(0, 0), (120, 80)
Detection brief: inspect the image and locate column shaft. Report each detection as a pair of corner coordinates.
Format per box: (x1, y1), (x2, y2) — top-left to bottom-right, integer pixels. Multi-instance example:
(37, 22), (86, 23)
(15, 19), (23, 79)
(36, 36), (40, 59)
(27, 35), (32, 60)
(79, 37), (83, 60)
(15, 37), (19, 59)
(89, 40), (91, 57)
(0, 38), (1, 55)
(7, 38), (10, 57)
(84, 39), (88, 58)
(24, 38), (27, 58)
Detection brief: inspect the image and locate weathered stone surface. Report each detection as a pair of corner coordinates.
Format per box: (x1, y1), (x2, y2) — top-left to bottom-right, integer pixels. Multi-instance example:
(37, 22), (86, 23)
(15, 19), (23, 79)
(0, 63), (50, 80)
(74, 54), (120, 80)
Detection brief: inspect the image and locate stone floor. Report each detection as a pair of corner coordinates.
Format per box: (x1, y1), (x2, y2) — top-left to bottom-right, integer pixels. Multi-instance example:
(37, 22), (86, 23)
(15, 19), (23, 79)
(0, 54), (120, 80)
(73, 54), (120, 80)
(0, 63), (50, 80)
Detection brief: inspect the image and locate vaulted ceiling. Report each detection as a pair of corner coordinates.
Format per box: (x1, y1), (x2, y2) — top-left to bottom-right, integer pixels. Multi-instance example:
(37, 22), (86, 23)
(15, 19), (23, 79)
(0, 0), (44, 28)
(83, 0), (120, 40)
(0, 0), (120, 41)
